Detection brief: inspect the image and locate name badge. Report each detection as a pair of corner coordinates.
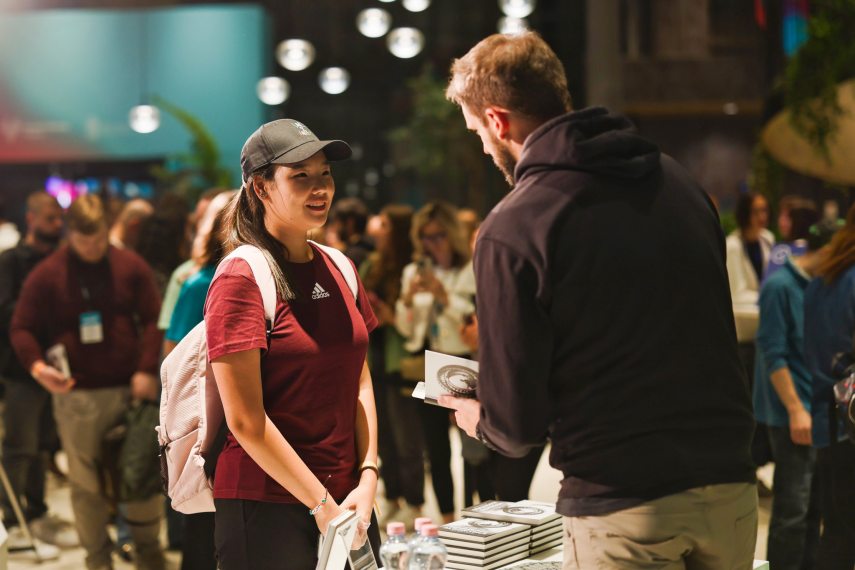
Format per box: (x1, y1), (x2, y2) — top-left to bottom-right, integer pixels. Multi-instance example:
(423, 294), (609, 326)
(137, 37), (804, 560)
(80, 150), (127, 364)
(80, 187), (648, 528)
(80, 311), (104, 345)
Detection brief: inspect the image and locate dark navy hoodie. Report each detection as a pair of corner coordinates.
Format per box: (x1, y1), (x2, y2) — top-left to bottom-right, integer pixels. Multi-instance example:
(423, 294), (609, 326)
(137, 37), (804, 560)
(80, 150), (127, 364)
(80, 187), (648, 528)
(474, 107), (756, 516)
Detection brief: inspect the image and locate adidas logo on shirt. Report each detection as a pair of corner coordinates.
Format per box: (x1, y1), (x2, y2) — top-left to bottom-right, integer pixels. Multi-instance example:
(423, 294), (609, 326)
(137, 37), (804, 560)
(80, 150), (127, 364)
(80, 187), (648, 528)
(311, 283), (330, 300)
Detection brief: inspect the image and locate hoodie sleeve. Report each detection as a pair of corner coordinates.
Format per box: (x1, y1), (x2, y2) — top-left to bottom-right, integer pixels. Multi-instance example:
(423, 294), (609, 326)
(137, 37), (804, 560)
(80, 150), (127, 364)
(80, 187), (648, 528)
(474, 236), (552, 457)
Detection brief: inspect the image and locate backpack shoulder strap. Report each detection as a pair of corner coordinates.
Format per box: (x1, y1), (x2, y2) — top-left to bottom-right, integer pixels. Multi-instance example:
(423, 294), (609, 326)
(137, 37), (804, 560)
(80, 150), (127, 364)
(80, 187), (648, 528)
(220, 245), (277, 323)
(310, 241), (358, 299)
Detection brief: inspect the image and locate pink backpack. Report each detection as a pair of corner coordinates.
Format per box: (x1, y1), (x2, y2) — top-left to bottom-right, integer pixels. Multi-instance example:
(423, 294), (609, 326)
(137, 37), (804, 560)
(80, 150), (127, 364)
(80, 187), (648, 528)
(156, 243), (357, 514)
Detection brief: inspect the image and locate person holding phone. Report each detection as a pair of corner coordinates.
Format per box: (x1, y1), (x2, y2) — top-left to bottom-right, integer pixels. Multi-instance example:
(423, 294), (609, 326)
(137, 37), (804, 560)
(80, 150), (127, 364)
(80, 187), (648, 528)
(395, 201), (476, 522)
(205, 119), (380, 569)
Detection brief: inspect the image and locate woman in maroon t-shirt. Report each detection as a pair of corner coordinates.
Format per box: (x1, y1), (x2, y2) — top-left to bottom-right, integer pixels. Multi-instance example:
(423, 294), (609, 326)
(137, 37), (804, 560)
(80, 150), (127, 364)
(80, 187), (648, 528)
(205, 120), (380, 569)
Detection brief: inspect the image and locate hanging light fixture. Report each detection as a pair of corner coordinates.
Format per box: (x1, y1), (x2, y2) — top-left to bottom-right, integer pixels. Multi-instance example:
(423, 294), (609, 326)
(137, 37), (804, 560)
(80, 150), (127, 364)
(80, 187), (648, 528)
(129, 105), (160, 134)
(129, 11), (160, 134)
(319, 67), (351, 95)
(387, 27), (424, 59)
(256, 77), (290, 105)
(276, 39), (316, 71)
(377, 0), (395, 2)
(499, 0), (536, 18)
(402, 0), (430, 12)
(498, 16), (529, 34)
(357, 8), (392, 38)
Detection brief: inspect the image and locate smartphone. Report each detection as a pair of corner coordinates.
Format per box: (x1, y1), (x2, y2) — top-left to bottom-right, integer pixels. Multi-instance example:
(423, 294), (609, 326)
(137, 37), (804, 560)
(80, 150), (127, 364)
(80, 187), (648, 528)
(416, 257), (434, 277)
(46, 343), (71, 379)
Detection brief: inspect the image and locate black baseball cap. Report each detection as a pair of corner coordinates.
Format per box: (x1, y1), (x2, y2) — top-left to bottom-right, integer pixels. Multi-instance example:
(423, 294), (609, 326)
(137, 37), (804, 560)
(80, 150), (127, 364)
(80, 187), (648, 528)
(240, 119), (352, 182)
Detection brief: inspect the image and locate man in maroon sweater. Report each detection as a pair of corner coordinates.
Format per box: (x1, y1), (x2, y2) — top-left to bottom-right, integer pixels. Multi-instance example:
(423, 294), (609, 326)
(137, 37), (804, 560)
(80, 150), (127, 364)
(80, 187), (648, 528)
(11, 194), (165, 570)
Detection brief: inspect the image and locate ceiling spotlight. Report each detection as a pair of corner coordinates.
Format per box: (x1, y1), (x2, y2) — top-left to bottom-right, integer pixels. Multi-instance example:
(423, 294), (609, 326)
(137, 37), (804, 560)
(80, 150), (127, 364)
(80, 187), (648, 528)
(276, 39), (316, 71)
(402, 0), (430, 12)
(129, 105), (160, 134)
(499, 0), (536, 18)
(723, 102), (740, 115)
(498, 16), (529, 34)
(319, 67), (351, 95)
(357, 8), (392, 38)
(256, 77), (290, 105)
(387, 27), (424, 59)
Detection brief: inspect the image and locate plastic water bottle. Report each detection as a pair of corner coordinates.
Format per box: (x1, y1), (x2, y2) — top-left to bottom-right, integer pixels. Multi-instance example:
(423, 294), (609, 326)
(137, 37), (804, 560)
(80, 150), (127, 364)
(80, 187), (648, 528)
(407, 517), (433, 554)
(380, 522), (410, 570)
(409, 524), (447, 569)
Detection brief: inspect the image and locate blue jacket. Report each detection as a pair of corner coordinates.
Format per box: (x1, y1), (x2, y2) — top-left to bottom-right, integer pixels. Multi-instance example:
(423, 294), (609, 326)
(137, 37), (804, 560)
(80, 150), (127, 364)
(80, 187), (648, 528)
(804, 264), (855, 448)
(754, 259), (812, 427)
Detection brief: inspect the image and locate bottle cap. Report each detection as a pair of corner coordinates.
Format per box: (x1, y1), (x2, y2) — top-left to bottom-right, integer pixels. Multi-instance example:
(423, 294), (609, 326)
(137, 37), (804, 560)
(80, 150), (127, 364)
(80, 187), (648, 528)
(414, 517), (432, 532)
(421, 524), (439, 537)
(387, 522), (406, 536)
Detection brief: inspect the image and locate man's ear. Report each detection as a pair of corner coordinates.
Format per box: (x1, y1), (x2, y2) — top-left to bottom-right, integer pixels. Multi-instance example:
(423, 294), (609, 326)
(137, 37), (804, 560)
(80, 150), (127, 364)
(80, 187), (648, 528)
(483, 106), (512, 141)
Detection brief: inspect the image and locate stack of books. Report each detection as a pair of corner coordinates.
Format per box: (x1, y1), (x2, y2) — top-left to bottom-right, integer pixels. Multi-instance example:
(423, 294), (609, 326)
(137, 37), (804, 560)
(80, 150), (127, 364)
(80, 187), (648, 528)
(461, 500), (563, 556)
(439, 518), (532, 570)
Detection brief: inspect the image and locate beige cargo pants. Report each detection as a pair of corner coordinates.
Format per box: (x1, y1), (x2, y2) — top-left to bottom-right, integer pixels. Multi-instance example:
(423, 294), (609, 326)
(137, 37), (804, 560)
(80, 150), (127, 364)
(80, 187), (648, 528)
(562, 483), (758, 570)
(53, 388), (165, 570)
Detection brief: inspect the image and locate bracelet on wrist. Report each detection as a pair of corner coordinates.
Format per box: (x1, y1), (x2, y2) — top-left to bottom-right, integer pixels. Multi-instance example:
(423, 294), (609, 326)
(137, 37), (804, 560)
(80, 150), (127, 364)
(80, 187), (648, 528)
(309, 475), (332, 517)
(358, 461), (380, 478)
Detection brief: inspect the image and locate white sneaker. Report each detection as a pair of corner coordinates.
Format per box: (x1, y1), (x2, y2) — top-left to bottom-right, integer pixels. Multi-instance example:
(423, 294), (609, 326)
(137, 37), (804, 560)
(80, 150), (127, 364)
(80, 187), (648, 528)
(6, 526), (61, 561)
(30, 512), (80, 548)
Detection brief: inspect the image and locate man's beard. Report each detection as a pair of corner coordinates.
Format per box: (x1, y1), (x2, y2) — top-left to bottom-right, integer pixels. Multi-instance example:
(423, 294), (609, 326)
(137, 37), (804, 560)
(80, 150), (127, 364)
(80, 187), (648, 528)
(490, 132), (517, 187)
(34, 229), (62, 247)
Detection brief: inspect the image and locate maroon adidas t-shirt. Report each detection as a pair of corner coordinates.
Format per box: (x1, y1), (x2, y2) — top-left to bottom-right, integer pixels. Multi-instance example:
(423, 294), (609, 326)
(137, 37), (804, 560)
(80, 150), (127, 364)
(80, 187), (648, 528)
(204, 244), (377, 504)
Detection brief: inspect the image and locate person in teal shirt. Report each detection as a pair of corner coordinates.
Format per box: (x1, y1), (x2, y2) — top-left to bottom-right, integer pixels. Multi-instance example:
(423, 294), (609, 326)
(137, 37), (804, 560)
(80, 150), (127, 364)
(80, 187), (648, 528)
(754, 207), (834, 570)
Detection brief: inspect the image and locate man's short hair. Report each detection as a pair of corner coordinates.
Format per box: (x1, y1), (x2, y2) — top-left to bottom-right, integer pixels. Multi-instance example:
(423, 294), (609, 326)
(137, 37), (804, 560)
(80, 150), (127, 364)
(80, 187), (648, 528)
(446, 32), (573, 122)
(67, 194), (107, 235)
(26, 191), (60, 215)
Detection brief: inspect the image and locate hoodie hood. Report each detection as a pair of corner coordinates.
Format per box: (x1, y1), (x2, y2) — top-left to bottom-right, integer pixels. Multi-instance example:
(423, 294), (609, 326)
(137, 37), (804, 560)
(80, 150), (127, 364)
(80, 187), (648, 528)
(515, 107), (661, 182)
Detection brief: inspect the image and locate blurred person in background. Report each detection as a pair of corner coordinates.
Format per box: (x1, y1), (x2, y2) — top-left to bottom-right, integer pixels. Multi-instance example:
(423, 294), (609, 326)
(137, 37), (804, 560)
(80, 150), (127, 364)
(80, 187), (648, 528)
(361, 204), (425, 525)
(396, 201), (476, 522)
(109, 198), (154, 251)
(136, 209), (191, 296)
(753, 204), (828, 570)
(10, 194), (165, 570)
(158, 189), (231, 336)
(0, 192), (71, 554)
(803, 202), (855, 570)
(329, 197), (374, 268)
(163, 191), (235, 357)
(0, 197), (21, 253)
(777, 196), (818, 242)
(728, 191), (774, 305)
(162, 192), (234, 570)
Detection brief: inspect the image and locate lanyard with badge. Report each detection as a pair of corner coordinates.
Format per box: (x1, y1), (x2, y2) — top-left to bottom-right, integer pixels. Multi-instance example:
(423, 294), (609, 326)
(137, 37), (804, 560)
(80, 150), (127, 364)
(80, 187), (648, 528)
(79, 276), (105, 345)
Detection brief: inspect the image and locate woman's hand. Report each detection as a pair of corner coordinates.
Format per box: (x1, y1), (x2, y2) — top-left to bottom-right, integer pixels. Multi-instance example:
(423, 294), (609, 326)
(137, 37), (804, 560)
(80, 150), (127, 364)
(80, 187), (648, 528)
(313, 497), (344, 537)
(339, 474), (377, 549)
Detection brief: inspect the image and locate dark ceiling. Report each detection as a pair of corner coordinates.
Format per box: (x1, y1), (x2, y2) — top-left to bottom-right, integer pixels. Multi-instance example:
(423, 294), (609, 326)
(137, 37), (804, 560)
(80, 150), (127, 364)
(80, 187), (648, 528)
(3, 0), (586, 210)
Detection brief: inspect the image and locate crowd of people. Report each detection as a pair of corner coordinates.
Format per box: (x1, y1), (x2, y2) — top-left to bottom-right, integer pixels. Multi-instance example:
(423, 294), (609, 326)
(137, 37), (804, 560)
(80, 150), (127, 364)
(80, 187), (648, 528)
(0, 30), (852, 570)
(725, 190), (854, 570)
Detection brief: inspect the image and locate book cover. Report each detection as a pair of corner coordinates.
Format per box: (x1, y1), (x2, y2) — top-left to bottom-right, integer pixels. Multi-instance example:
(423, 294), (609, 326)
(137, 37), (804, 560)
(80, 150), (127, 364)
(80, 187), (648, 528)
(439, 519), (530, 544)
(411, 351), (480, 407)
(316, 510), (359, 570)
(462, 500), (561, 526)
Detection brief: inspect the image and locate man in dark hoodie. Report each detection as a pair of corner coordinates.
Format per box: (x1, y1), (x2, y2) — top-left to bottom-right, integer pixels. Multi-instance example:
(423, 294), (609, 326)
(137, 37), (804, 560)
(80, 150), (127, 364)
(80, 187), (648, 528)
(439, 32), (758, 569)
